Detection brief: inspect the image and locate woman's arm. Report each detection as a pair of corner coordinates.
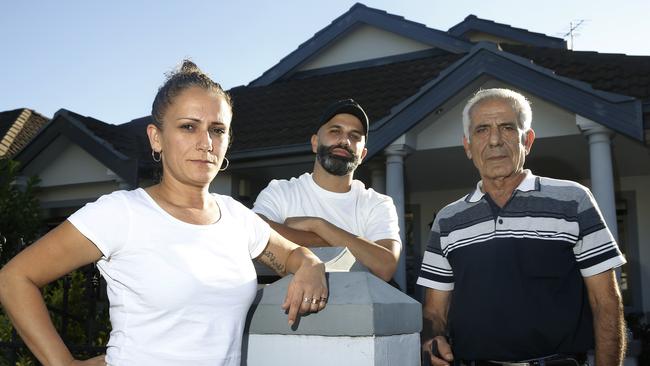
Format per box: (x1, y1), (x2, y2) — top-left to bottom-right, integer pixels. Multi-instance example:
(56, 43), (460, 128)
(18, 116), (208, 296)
(255, 229), (328, 326)
(0, 221), (104, 366)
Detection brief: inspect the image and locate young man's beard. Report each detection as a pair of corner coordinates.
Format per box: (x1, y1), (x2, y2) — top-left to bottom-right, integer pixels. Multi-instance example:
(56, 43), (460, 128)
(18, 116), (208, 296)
(316, 144), (360, 176)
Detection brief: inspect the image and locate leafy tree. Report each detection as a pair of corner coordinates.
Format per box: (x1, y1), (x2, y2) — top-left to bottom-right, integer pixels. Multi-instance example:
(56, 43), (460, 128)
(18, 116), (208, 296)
(0, 158), (43, 364)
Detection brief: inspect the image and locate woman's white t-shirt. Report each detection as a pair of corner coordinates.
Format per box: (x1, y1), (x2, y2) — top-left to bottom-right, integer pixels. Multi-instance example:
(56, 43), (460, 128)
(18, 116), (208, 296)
(68, 188), (270, 366)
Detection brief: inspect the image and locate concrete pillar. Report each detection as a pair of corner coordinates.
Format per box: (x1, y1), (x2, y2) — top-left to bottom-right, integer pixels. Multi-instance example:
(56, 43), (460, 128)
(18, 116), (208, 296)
(577, 117), (619, 240)
(384, 145), (409, 291)
(244, 270), (422, 366)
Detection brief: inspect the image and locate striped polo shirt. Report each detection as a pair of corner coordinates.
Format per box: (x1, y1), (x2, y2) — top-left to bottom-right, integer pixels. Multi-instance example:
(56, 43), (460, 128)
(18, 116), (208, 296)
(417, 170), (625, 361)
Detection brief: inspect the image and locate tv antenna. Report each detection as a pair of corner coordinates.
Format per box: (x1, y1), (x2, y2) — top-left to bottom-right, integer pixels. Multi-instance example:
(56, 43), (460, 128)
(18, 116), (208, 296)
(562, 20), (587, 50)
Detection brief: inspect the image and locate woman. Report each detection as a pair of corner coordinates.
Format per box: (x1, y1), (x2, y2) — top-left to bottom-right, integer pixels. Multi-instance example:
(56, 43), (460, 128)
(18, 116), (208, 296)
(0, 60), (328, 365)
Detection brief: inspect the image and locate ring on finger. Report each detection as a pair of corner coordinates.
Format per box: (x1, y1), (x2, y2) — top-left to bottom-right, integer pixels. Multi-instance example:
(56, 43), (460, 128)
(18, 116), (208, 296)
(310, 298), (319, 305)
(320, 296), (328, 302)
(303, 297), (312, 303)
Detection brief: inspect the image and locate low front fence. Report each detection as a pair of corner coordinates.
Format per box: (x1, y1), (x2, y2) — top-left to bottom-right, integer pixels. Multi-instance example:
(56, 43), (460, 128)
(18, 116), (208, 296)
(0, 237), (109, 365)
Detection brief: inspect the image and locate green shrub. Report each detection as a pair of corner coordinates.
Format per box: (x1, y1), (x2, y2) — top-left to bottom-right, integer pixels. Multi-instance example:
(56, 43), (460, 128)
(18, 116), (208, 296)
(0, 159), (42, 265)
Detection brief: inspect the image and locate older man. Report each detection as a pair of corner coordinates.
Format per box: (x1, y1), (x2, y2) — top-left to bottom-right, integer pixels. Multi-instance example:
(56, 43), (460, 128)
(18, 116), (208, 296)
(253, 99), (401, 282)
(418, 88), (626, 366)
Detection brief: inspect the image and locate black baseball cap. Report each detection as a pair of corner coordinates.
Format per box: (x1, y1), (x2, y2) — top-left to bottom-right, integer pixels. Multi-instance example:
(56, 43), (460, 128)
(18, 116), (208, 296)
(318, 99), (369, 138)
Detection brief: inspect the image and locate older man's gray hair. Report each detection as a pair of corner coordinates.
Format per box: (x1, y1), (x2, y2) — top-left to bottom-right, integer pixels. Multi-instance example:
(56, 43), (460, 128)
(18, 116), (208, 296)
(462, 88), (533, 141)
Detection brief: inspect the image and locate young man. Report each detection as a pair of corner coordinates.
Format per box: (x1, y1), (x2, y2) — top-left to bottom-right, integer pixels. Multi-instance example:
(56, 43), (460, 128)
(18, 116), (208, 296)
(253, 99), (401, 282)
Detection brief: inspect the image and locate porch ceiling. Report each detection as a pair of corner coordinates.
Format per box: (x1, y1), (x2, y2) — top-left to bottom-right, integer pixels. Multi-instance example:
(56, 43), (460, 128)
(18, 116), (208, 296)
(404, 134), (650, 193)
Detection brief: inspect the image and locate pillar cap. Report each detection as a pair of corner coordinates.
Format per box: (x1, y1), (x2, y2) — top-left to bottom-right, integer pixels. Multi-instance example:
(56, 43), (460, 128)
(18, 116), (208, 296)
(246, 272), (422, 336)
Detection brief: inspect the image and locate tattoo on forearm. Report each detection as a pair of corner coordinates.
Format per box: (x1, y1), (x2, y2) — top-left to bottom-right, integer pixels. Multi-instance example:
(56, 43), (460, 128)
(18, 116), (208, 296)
(260, 249), (286, 275)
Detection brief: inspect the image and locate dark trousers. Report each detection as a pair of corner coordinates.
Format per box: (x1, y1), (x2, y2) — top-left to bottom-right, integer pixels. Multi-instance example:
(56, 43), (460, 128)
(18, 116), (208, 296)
(457, 355), (588, 366)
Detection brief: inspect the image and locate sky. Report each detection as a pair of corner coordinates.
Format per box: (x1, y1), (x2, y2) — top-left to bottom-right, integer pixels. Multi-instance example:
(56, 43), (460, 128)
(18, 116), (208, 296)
(1, 0), (648, 124)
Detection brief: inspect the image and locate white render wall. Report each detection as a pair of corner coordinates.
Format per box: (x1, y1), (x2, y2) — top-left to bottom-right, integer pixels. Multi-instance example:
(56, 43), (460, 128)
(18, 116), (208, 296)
(463, 31), (520, 45)
(34, 140), (119, 187)
(298, 25), (432, 71)
(414, 86), (581, 151)
(410, 187), (473, 255)
(37, 181), (121, 204)
(19, 137), (126, 206)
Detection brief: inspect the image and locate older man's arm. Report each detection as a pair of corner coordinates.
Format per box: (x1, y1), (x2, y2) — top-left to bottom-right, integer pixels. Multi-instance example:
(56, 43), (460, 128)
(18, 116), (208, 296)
(283, 216), (399, 281)
(584, 269), (626, 366)
(422, 288), (454, 366)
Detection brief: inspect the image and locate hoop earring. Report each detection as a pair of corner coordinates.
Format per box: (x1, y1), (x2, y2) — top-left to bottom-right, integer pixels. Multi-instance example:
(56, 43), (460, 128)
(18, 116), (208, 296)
(219, 157), (229, 171)
(152, 150), (162, 163)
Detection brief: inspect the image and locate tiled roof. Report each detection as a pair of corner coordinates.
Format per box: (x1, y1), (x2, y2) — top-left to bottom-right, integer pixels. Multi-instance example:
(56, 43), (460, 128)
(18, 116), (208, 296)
(58, 50), (462, 168)
(0, 108), (49, 158)
(0, 109), (24, 137)
(15, 39), (649, 184)
(501, 44), (650, 101)
(230, 51), (464, 153)
(230, 46), (650, 155)
(62, 111), (156, 174)
(63, 111), (132, 157)
(116, 117), (154, 160)
(71, 44), (649, 164)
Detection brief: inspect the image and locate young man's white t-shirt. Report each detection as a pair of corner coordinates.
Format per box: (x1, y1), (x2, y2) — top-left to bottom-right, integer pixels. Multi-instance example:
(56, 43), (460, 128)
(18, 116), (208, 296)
(68, 188), (270, 366)
(253, 173), (401, 245)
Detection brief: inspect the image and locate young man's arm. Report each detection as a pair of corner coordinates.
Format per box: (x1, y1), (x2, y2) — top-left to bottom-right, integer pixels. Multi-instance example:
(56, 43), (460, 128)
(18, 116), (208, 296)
(257, 214), (329, 247)
(284, 216), (399, 281)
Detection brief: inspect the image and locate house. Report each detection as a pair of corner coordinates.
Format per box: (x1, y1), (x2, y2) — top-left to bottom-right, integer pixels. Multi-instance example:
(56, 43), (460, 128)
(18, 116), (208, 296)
(13, 4), (650, 317)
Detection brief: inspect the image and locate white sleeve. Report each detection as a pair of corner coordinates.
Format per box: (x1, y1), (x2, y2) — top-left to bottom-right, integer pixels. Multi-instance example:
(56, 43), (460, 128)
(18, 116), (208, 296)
(67, 191), (131, 259)
(228, 198), (271, 258)
(252, 180), (286, 223)
(246, 210), (272, 259)
(365, 196), (402, 245)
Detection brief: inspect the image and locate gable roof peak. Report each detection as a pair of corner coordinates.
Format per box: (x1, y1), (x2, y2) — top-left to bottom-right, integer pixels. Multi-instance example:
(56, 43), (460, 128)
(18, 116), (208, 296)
(249, 2), (471, 87)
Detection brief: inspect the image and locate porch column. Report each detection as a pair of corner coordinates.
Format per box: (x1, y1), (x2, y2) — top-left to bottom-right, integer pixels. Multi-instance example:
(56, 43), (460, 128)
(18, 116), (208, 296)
(577, 117), (619, 240)
(385, 144), (409, 290)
